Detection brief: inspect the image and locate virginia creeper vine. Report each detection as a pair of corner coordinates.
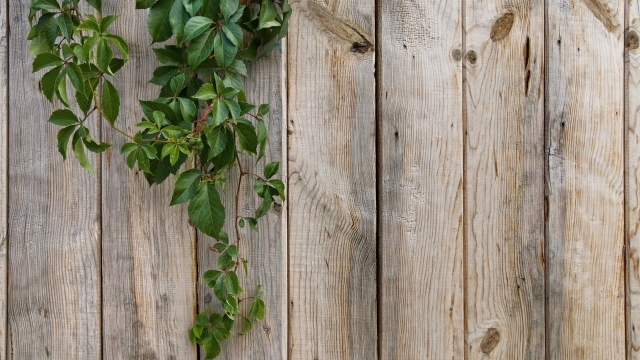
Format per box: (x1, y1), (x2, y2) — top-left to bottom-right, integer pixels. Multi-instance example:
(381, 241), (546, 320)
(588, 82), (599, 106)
(27, 0), (290, 357)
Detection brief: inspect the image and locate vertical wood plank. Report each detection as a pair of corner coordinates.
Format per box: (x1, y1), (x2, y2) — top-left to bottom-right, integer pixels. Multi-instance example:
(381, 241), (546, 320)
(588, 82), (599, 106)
(547, 0), (626, 357)
(197, 42), (288, 360)
(7, 1), (101, 358)
(626, 0), (640, 355)
(378, 0), (464, 358)
(288, 0), (377, 358)
(100, 3), (197, 359)
(464, 2), (545, 358)
(0, 0), (7, 357)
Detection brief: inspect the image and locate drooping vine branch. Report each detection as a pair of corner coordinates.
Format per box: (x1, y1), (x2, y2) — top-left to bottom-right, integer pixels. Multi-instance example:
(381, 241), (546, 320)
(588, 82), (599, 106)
(27, 0), (290, 358)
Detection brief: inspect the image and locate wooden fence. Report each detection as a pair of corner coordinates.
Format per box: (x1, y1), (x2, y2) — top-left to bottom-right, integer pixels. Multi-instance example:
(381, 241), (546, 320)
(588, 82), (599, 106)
(1, 0), (639, 358)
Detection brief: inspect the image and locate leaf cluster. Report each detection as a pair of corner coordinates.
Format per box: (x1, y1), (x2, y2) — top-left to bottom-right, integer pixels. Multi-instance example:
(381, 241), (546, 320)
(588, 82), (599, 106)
(27, 0), (289, 358)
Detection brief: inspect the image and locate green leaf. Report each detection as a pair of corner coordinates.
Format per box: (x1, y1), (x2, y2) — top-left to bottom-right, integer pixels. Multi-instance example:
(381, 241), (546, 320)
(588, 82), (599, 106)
(246, 217), (258, 232)
(213, 327), (231, 341)
(238, 317), (252, 335)
(238, 218), (245, 228)
(153, 47), (183, 66)
(264, 161), (279, 179)
(220, 0), (239, 20)
(77, 19), (101, 33)
(83, 136), (112, 153)
(202, 335), (221, 359)
(49, 109), (79, 127)
(213, 31), (237, 68)
(213, 274), (228, 302)
(104, 34), (130, 60)
(33, 0), (60, 10)
(258, 104), (270, 117)
(137, 149), (151, 172)
(221, 23), (243, 47)
(188, 182), (226, 238)
(41, 66), (62, 102)
(257, 118), (267, 143)
(249, 299), (265, 321)
(211, 100), (229, 126)
(101, 79), (120, 125)
(193, 83), (216, 100)
(188, 28), (215, 69)
(148, 0), (175, 43)
(225, 271), (241, 295)
(85, 0), (103, 13)
(171, 169), (202, 205)
(136, 0), (157, 9)
(66, 63), (85, 93)
(181, 16), (213, 44)
(234, 120), (258, 154)
(270, 179), (286, 201)
(183, 0), (204, 16)
(96, 40), (113, 74)
(141, 144), (158, 159)
(258, 0), (278, 29)
(206, 126), (227, 159)
(32, 52), (62, 72)
(56, 13), (74, 41)
(72, 130), (94, 174)
(57, 126), (76, 160)
(99, 15), (118, 32)
(120, 143), (138, 154)
(203, 270), (222, 288)
(151, 66), (180, 86)
(177, 98), (197, 121)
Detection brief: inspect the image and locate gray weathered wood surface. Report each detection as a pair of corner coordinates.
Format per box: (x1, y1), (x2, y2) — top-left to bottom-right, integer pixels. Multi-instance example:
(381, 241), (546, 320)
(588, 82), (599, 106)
(377, 0), (464, 358)
(2, 0), (638, 358)
(547, 0), (626, 357)
(464, 2), (545, 358)
(287, 0), (377, 358)
(628, 0), (640, 356)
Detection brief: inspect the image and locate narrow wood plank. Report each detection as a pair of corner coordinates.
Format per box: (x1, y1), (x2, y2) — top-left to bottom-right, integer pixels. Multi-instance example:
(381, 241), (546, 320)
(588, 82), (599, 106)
(7, 2), (101, 358)
(0, 0), (8, 358)
(197, 41), (288, 360)
(288, 0), (377, 358)
(101, 3), (197, 359)
(626, 0), (640, 355)
(464, 3), (545, 358)
(377, 0), (464, 358)
(547, 0), (625, 357)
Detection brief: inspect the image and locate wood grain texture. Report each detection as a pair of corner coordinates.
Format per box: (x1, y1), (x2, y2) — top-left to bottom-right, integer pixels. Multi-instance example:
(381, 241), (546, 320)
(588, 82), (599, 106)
(464, 2), (545, 358)
(377, 0), (464, 358)
(627, 0), (640, 355)
(197, 42), (287, 360)
(0, 0), (7, 357)
(7, 2), (102, 358)
(100, 3), (197, 359)
(287, 0), (377, 358)
(547, 0), (626, 358)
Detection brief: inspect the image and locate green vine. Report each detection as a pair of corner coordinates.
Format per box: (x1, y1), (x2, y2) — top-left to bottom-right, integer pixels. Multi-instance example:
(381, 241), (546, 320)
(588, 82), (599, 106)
(27, 0), (290, 357)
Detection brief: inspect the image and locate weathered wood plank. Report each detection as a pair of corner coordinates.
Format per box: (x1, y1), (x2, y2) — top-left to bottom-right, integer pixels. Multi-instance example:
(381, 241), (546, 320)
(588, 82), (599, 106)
(197, 41), (287, 360)
(100, 3), (197, 359)
(547, 0), (625, 357)
(464, 3), (545, 358)
(377, 0), (464, 358)
(627, 0), (640, 355)
(7, 2), (101, 358)
(0, 0), (8, 358)
(288, 0), (377, 358)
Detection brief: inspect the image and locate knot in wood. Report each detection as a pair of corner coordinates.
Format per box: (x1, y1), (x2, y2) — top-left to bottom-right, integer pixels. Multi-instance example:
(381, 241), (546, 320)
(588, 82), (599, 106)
(626, 30), (639, 50)
(451, 48), (462, 62)
(480, 327), (501, 354)
(465, 50), (478, 65)
(490, 12), (515, 42)
(351, 41), (372, 54)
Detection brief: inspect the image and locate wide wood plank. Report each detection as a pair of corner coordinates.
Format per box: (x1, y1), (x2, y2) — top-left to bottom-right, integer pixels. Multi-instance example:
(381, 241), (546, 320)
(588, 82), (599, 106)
(288, 0), (377, 358)
(377, 0), (464, 358)
(626, 0), (640, 355)
(100, 3), (197, 359)
(547, 0), (625, 357)
(0, 0), (7, 358)
(464, 3), (545, 358)
(7, 2), (101, 358)
(197, 42), (288, 360)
